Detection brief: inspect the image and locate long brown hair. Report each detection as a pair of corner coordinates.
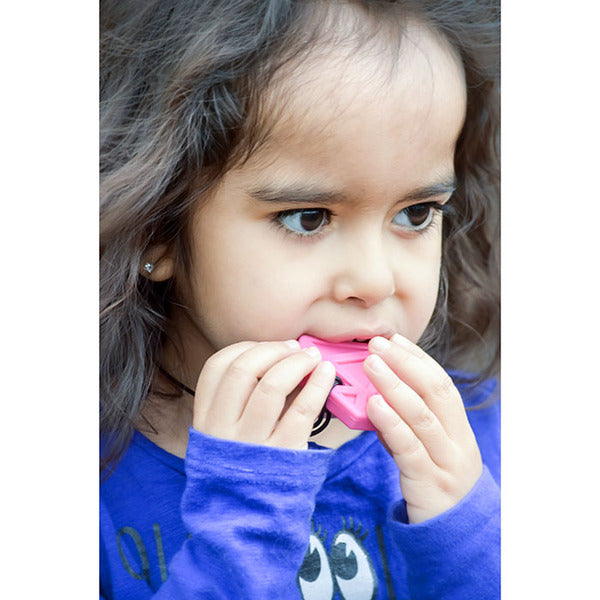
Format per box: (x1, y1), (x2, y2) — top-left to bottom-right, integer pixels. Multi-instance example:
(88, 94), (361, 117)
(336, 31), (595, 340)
(100, 0), (500, 471)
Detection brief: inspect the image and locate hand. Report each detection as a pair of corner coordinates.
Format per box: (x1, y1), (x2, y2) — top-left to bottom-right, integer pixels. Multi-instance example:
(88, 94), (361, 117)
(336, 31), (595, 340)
(192, 340), (336, 450)
(364, 334), (483, 524)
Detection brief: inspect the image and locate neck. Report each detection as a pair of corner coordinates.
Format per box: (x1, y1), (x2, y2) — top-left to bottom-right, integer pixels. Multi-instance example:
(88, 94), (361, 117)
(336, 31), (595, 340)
(310, 418), (363, 448)
(138, 385), (194, 459)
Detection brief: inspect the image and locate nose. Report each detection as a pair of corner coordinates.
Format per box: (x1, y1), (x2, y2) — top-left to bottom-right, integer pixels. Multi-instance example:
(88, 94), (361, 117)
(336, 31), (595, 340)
(332, 235), (396, 308)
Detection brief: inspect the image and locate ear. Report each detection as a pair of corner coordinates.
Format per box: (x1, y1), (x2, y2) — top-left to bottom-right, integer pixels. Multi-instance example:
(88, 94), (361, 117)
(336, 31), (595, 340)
(140, 244), (175, 282)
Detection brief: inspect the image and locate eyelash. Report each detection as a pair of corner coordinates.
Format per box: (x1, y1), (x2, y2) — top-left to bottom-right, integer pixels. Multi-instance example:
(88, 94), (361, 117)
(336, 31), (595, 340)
(272, 201), (449, 239)
(272, 208), (334, 239)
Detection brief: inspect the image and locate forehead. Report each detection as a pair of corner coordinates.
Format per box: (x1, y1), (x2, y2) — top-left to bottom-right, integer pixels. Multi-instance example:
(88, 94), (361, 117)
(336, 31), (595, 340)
(231, 20), (467, 198)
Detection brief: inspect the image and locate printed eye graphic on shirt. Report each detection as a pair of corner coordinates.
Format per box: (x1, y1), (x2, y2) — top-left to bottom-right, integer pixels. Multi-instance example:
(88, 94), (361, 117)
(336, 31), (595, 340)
(297, 519), (377, 600)
(297, 533), (334, 600)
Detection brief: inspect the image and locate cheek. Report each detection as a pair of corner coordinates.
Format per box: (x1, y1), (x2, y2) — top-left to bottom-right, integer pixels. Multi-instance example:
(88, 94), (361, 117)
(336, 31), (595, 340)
(419, 241), (442, 306)
(401, 239), (442, 340)
(191, 239), (317, 343)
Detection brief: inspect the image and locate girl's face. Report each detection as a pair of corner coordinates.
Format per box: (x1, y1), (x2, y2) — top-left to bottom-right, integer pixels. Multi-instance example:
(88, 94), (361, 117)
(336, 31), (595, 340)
(169, 23), (467, 371)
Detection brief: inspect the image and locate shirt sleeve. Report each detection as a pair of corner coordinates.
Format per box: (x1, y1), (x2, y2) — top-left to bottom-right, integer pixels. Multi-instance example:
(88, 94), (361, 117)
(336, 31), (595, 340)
(388, 465), (500, 600)
(151, 428), (333, 599)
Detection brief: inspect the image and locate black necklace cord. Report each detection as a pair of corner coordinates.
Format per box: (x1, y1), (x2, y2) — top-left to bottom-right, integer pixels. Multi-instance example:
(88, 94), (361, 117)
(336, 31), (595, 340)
(158, 366), (196, 397)
(310, 376), (341, 437)
(310, 407), (332, 436)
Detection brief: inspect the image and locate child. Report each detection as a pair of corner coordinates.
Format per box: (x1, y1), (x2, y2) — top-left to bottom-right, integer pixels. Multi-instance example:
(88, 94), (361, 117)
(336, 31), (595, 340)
(100, 0), (500, 598)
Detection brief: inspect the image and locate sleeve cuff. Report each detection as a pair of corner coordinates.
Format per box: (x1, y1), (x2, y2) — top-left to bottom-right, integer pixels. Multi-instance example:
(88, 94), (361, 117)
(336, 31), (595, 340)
(185, 427), (334, 486)
(389, 465), (500, 555)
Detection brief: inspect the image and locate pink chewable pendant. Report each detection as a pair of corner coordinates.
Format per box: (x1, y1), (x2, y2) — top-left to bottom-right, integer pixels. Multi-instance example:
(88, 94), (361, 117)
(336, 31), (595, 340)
(298, 335), (377, 431)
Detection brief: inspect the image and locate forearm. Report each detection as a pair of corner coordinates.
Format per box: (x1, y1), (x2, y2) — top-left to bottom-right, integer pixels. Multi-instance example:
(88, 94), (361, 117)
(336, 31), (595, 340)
(153, 429), (333, 599)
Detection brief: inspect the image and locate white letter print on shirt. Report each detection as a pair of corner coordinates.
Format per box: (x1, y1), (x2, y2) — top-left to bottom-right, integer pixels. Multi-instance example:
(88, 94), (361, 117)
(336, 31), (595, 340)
(297, 519), (377, 600)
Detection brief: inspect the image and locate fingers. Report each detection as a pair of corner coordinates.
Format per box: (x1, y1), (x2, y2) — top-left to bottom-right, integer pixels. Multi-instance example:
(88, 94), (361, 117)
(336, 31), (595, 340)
(193, 341), (259, 418)
(364, 354), (450, 468)
(366, 335), (469, 440)
(239, 347), (330, 444)
(271, 360), (336, 448)
(193, 340), (301, 430)
(193, 340), (334, 448)
(366, 394), (430, 479)
(363, 336), (483, 523)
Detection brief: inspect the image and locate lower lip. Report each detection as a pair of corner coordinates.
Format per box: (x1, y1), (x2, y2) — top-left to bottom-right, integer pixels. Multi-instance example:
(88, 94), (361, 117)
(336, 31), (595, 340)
(302, 335), (373, 345)
(311, 332), (392, 344)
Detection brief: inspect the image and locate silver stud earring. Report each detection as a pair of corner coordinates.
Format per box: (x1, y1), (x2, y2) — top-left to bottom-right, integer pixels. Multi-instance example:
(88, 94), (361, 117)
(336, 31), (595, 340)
(144, 262), (154, 274)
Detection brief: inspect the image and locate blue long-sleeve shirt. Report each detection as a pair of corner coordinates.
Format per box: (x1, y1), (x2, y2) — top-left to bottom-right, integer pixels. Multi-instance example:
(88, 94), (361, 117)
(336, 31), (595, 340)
(100, 372), (500, 599)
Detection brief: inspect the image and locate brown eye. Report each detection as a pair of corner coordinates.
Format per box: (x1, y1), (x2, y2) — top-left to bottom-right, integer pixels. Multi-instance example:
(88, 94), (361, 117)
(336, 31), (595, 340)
(299, 210), (327, 231)
(405, 204), (431, 226)
(393, 203), (440, 231)
(278, 209), (330, 235)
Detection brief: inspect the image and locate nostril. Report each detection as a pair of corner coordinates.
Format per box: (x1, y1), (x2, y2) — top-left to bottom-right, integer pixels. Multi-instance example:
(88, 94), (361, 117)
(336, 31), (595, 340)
(332, 265), (396, 308)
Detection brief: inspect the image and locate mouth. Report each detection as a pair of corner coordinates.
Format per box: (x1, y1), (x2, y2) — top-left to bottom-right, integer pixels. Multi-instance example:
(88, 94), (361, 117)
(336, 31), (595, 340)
(303, 329), (394, 345)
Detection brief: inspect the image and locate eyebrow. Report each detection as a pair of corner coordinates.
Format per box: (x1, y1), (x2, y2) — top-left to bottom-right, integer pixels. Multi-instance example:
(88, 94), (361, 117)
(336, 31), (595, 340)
(248, 176), (457, 205)
(247, 185), (343, 206)
(402, 178), (457, 202)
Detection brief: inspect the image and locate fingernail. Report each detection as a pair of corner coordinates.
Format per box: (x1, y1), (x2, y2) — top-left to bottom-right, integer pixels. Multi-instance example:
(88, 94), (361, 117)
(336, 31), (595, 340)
(317, 361), (335, 377)
(366, 354), (386, 373)
(391, 333), (409, 347)
(285, 339), (301, 348)
(305, 346), (321, 358)
(370, 336), (391, 352)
